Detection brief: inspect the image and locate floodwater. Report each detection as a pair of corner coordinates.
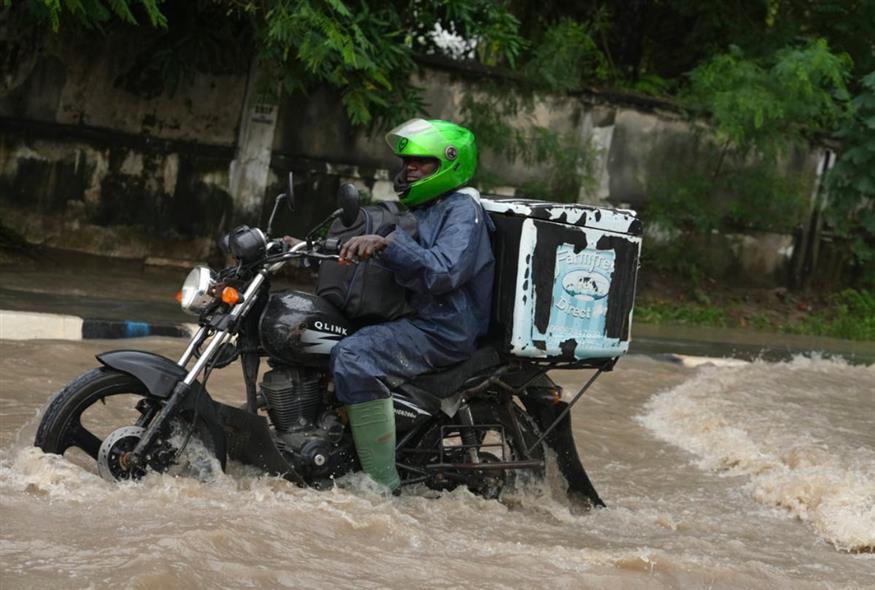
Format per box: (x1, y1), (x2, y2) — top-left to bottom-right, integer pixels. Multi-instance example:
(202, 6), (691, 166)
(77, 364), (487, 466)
(1, 339), (872, 589)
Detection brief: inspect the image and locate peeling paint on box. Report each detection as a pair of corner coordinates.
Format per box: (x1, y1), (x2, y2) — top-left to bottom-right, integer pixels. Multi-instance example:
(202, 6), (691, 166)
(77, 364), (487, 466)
(484, 197), (641, 363)
(481, 198), (642, 236)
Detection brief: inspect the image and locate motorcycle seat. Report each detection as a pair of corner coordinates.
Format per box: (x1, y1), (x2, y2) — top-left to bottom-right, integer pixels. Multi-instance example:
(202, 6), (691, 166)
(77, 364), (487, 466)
(401, 346), (500, 400)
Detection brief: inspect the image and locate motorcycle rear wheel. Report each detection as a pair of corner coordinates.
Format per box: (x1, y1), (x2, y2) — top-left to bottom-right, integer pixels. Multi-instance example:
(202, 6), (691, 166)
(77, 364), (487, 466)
(409, 399), (545, 498)
(35, 367), (221, 481)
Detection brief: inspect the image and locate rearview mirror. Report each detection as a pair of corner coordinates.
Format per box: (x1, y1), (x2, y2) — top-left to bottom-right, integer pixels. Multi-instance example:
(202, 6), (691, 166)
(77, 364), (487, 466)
(266, 172), (296, 237)
(337, 183), (361, 227)
(218, 233), (231, 254)
(287, 172), (296, 212)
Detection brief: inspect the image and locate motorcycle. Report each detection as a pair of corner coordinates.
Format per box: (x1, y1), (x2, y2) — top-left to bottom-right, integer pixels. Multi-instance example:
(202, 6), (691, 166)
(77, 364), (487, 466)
(34, 174), (606, 506)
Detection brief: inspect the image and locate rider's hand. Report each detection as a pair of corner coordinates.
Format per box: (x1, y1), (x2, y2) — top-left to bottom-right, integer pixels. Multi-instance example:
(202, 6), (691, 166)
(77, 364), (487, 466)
(339, 234), (389, 263)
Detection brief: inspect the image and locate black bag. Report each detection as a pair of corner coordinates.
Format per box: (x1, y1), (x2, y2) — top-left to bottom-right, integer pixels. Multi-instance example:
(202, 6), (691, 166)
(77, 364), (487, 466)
(317, 201), (417, 323)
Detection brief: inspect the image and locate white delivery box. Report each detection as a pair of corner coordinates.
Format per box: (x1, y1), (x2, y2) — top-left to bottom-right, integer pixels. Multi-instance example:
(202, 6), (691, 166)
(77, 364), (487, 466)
(481, 198), (642, 366)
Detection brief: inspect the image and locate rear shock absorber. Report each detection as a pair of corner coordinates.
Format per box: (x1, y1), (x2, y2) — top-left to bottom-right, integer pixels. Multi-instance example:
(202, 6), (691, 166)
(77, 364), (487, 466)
(458, 401), (480, 464)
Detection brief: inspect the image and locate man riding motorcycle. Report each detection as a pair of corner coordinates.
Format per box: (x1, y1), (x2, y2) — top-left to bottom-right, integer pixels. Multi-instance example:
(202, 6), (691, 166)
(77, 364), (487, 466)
(35, 117), (624, 507)
(331, 119), (494, 491)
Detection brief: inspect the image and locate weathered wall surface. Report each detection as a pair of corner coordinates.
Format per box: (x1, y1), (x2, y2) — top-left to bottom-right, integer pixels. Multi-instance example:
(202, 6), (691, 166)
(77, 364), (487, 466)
(0, 31), (243, 261)
(2, 32), (245, 143)
(0, 33), (824, 283)
(0, 133), (232, 260)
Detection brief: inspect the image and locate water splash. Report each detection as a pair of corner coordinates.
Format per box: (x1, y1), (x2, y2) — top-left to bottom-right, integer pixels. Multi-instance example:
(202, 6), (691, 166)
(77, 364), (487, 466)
(639, 355), (875, 553)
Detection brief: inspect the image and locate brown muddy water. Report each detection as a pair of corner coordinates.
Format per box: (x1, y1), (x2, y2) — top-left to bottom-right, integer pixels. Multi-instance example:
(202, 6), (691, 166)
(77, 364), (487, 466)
(1, 338), (873, 589)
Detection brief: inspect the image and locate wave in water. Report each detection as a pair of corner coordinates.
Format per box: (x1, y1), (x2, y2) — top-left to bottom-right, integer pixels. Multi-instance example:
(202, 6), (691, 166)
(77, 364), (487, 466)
(638, 355), (875, 553)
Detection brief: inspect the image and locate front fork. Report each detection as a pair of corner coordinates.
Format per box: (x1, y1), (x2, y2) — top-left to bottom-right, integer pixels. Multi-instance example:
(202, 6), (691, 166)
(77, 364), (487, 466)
(127, 270), (270, 468)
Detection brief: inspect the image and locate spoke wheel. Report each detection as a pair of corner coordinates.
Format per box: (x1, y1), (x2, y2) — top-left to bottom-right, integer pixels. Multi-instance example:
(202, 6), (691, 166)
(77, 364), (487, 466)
(35, 367), (218, 481)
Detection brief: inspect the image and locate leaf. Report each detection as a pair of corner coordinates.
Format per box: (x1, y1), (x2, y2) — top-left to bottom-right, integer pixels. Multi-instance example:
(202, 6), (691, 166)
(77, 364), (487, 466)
(852, 175), (875, 195)
(324, 0), (351, 18)
(106, 0), (137, 24)
(843, 146), (870, 165)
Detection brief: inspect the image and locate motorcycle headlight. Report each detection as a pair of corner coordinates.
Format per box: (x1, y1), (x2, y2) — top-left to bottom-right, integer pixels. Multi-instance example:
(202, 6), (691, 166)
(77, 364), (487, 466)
(179, 266), (215, 316)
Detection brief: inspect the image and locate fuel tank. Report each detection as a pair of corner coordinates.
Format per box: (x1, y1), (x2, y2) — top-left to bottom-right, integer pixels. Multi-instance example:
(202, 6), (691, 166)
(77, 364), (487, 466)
(259, 291), (351, 367)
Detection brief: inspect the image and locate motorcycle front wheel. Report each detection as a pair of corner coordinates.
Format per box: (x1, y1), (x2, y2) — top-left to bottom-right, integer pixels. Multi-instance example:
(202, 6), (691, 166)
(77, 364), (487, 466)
(35, 367), (222, 481)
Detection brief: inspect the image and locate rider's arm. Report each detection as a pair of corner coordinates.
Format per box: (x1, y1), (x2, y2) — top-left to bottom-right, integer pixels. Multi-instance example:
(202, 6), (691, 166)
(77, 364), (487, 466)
(379, 197), (487, 296)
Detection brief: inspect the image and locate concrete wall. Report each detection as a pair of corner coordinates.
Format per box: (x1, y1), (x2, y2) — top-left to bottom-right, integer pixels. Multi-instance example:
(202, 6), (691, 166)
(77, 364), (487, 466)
(0, 31), (243, 261)
(0, 32), (824, 283)
(1, 31), (244, 143)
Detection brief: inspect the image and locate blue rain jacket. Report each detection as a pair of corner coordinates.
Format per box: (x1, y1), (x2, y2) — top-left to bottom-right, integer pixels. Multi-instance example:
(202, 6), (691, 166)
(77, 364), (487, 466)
(330, 190), (495, 404)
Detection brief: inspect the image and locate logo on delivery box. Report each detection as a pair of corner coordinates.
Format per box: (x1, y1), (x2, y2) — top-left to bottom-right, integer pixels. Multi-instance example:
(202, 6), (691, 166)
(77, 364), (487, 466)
(561, 270), (610, 301)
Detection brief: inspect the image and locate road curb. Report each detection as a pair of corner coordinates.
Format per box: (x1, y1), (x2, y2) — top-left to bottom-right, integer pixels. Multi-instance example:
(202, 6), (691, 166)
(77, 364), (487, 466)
(0, 309), (195, 341)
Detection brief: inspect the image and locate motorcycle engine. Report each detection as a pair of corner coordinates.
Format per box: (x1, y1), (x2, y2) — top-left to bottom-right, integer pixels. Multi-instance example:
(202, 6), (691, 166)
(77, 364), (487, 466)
(261, 367), (322, 430)
(259, 368), (347, 475)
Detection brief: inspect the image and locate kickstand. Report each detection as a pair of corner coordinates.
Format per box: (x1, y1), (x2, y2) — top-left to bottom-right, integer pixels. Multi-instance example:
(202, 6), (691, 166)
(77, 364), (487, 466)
(525, 368), (603, 455)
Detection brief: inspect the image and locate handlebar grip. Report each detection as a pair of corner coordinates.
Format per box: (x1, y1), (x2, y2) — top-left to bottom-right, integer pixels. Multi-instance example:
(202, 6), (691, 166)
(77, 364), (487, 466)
(322, 238), (342, 255)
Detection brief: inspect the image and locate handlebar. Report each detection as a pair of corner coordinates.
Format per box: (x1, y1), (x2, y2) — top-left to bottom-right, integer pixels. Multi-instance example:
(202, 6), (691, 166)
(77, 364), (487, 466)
(262, 239), (341, 273)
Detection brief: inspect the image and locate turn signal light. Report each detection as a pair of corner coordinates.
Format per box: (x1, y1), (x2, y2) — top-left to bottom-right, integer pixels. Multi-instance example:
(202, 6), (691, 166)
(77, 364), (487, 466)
(175, 290), (183, 303)
(221, 286), (241, 305)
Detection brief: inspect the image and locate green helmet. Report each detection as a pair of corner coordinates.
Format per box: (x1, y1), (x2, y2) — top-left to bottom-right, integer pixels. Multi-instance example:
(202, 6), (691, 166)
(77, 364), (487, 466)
(385, 119), (477, 207)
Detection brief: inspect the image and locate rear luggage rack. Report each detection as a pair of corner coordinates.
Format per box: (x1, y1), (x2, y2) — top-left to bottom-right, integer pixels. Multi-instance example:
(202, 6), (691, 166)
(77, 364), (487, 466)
(427, 424), (544, 472)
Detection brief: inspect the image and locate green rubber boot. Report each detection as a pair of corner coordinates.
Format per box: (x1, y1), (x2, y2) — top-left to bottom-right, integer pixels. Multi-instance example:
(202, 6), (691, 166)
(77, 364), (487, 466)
(346, 398), (401, 491)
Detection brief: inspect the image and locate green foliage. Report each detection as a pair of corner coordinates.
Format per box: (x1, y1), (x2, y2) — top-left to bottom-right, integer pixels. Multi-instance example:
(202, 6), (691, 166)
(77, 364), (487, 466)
(647, 158), (811, 236)
(685, 40), (852, 160)
(243, 0), (527, 126)
(9, 0), (167, 30)
(629, 72), (673, 97)
(791, 289), (875, 341)
(13, 0), (525, 127)
(636, 288), (875, 341)
(10, 0), (875, 290)
(112, 2), (253, 98)
(639, 239), (709, 283)
(455, 14), (613, 201)
(460, 90), (588, 168)
(647, 173), (720, 235)
(517, 131), (597, 202)
(723, 164), (810, 232)
(459, 90), (597, 202)
(635, 300), (730, 328)
(825, 71), (875, 276)
(472, 4), (524, 68)
(404, 0), (523, 66)
(768, 0), (875, 79)
(522, 18), (610, 93)
(641, 39), (852, 286)
(251, 0), (414, 126)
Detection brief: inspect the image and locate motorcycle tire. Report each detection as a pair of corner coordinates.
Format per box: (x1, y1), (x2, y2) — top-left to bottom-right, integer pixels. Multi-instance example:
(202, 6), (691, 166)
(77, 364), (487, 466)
(35, 367), (222, 480)
(410, 399), (546, 498)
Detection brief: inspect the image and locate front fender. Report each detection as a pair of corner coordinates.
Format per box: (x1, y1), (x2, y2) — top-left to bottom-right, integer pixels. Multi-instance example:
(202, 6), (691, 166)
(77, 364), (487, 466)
(97, 350), (227, 468)
(97, 350), (185, 398)
(521, 377), (605, 508)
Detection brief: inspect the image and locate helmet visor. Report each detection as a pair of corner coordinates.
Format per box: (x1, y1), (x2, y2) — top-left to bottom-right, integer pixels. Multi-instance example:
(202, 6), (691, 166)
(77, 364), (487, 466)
(385, 118), (448, 156)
